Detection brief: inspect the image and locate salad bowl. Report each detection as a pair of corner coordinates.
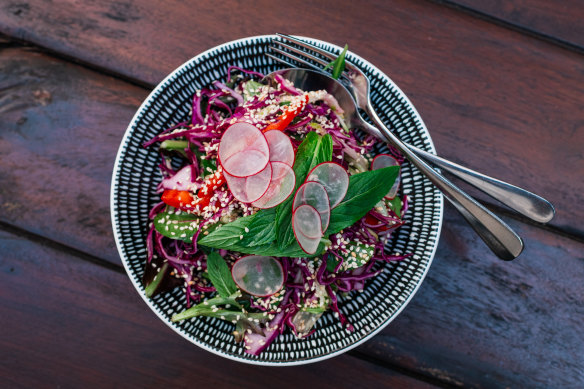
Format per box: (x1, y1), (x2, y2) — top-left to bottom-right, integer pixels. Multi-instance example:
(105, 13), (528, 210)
(111, 35), (443, 365)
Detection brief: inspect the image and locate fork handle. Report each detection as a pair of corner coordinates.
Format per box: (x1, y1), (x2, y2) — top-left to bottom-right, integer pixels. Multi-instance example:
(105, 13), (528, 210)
(363, 104), (524, 260)
(407, 145), (555, 223)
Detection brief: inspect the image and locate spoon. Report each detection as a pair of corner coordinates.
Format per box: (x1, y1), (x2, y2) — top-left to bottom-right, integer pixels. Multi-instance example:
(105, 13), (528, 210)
(266, 68), (525, 260)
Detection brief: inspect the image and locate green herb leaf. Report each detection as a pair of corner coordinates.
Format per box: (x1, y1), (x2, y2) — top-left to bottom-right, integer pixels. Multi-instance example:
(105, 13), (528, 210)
(198, 214), (255, 247)
(206, 251), (238, 298)
(324, 44), (348, 80)
(171, 295), (261, 322)
(386, 196), (403, 217)
(327, 166), (399, 234)
(160, 139), (189, 151)
(326, 241), (374, 273)
(153, 211), (199, 243)
(198, 152), (397, 259)
(243, 80), (264, 102)
(172, 307), (266, 322)
(200, 229), (321, 257)
(175, 307), (265, 322)
(332, 44), (348, 79)
(145, 263), (169, 297)
(193, 148), (217, 173)
(275, 132), (333, 248)
(240, 208), (277, 247)
(301, 306), (328, 314)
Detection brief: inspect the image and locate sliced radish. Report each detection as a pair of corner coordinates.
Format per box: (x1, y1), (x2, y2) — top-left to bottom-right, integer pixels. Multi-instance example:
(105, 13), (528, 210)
(231, 255), (284, 297)
(222, 149), (268, 177)
(162, 165), (193, 191)
(371, 154), (401, 199)
(293, 181), (330, 232)
(292, 204), (322, 254)
(218, 122), (269, 177)
(224, 163), (272, 203)
(306, 162), (349, 208)
(252, 162), (296, 209)
(264, 130), (295, 166)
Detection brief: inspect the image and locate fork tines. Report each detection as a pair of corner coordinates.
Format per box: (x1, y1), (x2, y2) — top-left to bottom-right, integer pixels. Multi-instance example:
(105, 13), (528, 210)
(269, 33), (352, 80)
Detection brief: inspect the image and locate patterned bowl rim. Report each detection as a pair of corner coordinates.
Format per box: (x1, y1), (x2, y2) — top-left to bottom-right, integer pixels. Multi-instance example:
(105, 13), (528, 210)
(110, 34), (444, 366)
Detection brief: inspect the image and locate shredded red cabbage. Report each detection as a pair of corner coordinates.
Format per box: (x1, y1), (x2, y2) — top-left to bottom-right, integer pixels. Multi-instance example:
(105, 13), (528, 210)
(142, 66), (409, 354)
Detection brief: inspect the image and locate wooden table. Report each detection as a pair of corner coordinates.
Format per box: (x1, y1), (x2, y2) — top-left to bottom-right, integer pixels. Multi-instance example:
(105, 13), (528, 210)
(1, 1), (582, 387)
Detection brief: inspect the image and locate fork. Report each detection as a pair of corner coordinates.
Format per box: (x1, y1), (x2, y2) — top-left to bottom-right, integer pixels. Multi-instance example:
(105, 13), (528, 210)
(268, 34), (529, 260)
(269, 34), (555, 225)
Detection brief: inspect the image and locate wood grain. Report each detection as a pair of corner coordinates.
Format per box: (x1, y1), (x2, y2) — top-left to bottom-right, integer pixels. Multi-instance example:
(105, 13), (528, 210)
(0, 47), (148, 264)
(0, 1), (583, 387)
(0, 0), (582, 236)
(447, 0), (584, 48)
(361, 208), (584, 388)
(2, 205), (582, 387)
(0, 228), (438, 389)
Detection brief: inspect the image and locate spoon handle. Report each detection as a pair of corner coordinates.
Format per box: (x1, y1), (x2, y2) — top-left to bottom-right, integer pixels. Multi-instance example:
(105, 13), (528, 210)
(407, 145), (555, 223)
(364, 104), (524, 260)
(365, 124), (555, 224)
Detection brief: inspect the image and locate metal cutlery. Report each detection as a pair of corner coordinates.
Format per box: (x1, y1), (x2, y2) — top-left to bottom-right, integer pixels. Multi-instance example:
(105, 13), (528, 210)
(262, 34), (559, 260)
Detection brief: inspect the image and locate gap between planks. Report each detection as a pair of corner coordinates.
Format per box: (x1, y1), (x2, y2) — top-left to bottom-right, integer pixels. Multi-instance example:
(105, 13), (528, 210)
(1, 36), (583, 248)
(427, 0), (584, 55)
(0, 220), (125, 274)
(0, 222), (447, 387)
(0, 33), (154, 90)
(348, 350), (461, 388)
(0, 9), (579, 386)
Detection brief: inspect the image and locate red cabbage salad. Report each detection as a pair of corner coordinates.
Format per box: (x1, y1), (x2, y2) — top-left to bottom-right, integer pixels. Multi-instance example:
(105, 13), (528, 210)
(143, 66), (409, 356)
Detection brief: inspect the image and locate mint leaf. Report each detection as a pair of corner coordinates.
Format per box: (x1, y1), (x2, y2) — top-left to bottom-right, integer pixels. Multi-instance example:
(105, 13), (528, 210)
(275, 132), (333, 248)
(206, 251), (238, 298)
(197, 210), (277, 249)
(327, 166), (399, 234)
(241, 208), (277, 247)
(200, 231), (320, 258)
(324, 44), (348, 80)
(154, 211), (199, 243)
(198, 161), (398, 259)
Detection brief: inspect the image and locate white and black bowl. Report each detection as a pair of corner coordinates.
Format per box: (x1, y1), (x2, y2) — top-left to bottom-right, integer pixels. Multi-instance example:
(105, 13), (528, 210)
(110, 35), (443, 365)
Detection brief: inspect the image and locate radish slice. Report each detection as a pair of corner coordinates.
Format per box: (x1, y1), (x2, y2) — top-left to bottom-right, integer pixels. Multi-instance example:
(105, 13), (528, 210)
(252, 162), (296, 209)
(371, 154), (401, 199)
(306, 162), (349, 208)
(218, 122), (269, 177)
(264, 130), (295, 166)
(224, 163), (272, 203)
(231, 255), (284, 297)
(293, 181), (330, 232)
(162, 165), (193, 191)
(293, 204), (322, 254)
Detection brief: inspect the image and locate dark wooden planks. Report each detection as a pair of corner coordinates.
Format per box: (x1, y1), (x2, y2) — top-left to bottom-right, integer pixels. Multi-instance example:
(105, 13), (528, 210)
(0, 4), (582, 386)
(0, 228), (438, 389)
(445, 0), (584, 49)
(358, 207), (584, 388)
(0, 0), (582, 235)
(2, 206), (582, 388)
(0, 46), (148, 264)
